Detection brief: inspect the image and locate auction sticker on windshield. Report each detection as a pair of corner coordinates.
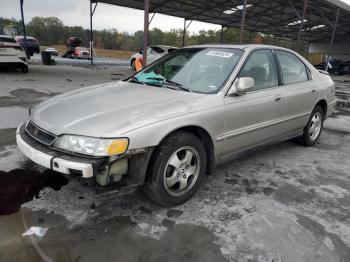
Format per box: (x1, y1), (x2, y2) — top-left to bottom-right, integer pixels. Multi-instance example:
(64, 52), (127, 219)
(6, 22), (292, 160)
(206, 50), (233, 58)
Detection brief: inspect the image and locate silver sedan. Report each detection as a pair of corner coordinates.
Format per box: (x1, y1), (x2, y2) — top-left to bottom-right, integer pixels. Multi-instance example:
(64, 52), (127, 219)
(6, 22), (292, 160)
(17, 44), (336, 206)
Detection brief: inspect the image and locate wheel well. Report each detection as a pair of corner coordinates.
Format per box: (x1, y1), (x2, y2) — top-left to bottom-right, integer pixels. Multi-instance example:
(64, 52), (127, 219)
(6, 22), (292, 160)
(316, 100), (327, 116)
(159, 126), (215, 175)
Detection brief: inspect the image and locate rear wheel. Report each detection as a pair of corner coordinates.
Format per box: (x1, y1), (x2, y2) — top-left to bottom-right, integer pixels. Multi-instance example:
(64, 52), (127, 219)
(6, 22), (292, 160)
(298, 106), (324, 146)
(143, 132), (207, 206)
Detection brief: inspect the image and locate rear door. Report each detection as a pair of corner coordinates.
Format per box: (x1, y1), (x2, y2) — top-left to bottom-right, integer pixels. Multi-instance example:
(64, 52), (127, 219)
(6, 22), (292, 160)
(222, 49), (288, 158)
(275, 50), (318, 130)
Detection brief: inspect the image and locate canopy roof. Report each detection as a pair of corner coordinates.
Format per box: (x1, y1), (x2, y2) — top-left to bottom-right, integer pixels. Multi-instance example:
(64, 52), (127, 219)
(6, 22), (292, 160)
(94, 0), (350, 42)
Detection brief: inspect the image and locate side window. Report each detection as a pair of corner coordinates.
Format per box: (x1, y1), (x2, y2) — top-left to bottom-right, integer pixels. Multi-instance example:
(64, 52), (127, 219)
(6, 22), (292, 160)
(238, 49), (278, 91)
(276, 51), (308, 85)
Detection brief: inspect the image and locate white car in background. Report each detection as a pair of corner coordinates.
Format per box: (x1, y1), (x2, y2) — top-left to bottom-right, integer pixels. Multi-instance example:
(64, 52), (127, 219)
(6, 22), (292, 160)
(0, 35), (28, 73)
(130, 45), (177, 70)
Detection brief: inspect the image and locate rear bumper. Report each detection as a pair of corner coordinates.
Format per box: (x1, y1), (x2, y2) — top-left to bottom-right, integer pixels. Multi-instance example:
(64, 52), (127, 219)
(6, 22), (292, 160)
(0, 56), (28, 67)
(327, 99), (337, 118)
(16, 123), (104, 178)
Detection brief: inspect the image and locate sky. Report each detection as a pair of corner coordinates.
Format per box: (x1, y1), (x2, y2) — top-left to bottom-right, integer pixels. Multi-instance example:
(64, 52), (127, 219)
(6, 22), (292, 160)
(1, 0), (350, 34)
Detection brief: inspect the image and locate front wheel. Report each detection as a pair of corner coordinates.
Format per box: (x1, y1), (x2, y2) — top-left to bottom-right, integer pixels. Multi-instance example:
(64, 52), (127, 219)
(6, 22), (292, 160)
(143, 132), (207, 207)
(298, 106), (324, 146)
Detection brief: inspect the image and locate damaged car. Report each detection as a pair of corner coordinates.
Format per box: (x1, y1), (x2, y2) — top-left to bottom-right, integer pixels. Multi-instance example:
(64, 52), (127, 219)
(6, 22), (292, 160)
(17, 44), (336, 206)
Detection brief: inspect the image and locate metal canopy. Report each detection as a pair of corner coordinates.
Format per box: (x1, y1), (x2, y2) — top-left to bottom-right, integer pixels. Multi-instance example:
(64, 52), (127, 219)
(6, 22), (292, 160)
(94, 0), (350, 42)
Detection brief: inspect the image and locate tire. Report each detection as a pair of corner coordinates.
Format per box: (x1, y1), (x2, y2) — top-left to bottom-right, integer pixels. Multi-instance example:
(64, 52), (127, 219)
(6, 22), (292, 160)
(20, 66), (28, 73)
(143, 132), (207, 207)
(297, 106), (324, 146)
(131, 59), (136, 70)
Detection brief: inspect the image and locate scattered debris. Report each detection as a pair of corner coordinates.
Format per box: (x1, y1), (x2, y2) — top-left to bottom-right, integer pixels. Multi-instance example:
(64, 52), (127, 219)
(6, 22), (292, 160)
(22, 226), (48, 237)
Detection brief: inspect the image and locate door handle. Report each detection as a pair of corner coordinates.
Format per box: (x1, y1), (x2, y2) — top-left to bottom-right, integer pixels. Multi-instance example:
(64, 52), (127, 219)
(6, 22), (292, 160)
(312, 89), (317, 93)
(275, 96), (282, 102)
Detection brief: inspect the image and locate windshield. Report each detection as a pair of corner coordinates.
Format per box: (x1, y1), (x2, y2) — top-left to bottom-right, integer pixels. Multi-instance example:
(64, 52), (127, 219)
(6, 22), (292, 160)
(132, 47), (243, 93)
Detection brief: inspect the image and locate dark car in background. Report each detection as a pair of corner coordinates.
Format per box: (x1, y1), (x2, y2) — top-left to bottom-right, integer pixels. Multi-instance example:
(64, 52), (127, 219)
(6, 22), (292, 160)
(15, 36), (40, 57)
(314, 59), (346, 75)
(342, 61), (350, 75)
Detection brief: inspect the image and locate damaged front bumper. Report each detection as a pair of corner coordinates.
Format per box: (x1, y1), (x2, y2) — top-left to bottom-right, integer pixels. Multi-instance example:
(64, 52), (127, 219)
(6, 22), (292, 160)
(16, 123), (153, 186)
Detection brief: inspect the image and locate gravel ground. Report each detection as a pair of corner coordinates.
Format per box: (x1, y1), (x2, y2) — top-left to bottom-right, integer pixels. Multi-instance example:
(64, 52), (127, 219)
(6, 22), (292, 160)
(0, 64), (349, 262)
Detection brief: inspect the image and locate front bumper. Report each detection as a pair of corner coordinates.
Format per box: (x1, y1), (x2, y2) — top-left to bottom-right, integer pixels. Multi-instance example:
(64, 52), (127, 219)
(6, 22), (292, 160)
(16, 123), (104, 178)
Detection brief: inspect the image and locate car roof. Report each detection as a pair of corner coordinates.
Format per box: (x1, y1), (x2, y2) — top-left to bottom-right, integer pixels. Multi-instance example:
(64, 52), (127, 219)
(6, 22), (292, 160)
(15, 35), (36, 39)
(151, 45), (177, 49)
(183, 44), (293, 52)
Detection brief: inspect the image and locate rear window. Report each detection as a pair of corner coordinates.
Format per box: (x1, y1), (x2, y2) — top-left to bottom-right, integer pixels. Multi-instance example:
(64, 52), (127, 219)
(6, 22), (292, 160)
(0, 37), (16, 43)
(152, 46), (165, 53)
(276, 50), (308, 85)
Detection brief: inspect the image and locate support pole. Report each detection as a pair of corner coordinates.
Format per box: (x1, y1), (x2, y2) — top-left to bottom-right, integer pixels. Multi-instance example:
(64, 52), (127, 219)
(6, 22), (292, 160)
(143, 0), (150, 67)
(239, 0), (248, 44)
(182, 19), (187, 47)
(182, 19), (192, 47)
(20, 0), (28, 58)
(297, 0), (308, 46)
(220, 26), (224, 43)
(149, 12), (156, 25)
(90, 0), (93, 65)
(325, 8), (340, 71)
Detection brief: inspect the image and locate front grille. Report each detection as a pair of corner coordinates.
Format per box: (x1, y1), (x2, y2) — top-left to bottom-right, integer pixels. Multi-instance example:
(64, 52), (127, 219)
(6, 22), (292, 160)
(25, 121), (57, 146)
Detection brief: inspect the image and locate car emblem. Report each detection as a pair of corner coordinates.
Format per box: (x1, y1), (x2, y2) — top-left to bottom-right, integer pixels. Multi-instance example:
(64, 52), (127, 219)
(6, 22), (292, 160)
(33, 127), (39, 137)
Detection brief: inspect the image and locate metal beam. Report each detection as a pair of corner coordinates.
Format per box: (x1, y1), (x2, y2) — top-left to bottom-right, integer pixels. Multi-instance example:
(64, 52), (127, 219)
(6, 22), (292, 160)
(182, 19), (192, 47)
(297, 0), (308, 45)
(149, 12), (156, 25)
(220, 26), (224, 43)
(20, 0), (28, 58)
(89, 0), (95, 65)
(325, 7), (340, 71)
(143, 0), (150, 67)
(239, 0), (248, 44)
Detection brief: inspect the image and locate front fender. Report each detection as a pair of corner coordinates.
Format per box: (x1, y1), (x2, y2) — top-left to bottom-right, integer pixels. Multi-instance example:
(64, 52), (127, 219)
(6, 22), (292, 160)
(122, 105), (225, 158)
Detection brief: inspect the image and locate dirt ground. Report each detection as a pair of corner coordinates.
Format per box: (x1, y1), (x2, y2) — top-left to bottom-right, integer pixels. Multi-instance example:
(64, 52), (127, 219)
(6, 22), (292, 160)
(0, 63), (350, 262)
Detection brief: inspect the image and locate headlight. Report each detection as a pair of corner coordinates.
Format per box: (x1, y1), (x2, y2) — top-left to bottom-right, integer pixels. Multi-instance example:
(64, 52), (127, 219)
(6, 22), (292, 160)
(54, 135), (129, 156)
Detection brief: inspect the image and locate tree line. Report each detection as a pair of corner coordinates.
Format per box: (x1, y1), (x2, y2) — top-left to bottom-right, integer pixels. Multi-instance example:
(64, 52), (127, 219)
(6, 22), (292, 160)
(0, 16), (307, 54)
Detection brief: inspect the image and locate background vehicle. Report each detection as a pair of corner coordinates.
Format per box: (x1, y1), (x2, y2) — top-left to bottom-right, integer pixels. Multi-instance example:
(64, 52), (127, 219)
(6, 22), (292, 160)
(44, 47), (58, 56)
(314, 59), (345, 75)
(62, 37), (82, 59)
(342, 61), (350, 74)
(15, 35), (40, 57)
(130, 45), (177, 70)
(17, 45), (335, 206)
(74, 47), (90, 59)
(0, 35), (28, 73)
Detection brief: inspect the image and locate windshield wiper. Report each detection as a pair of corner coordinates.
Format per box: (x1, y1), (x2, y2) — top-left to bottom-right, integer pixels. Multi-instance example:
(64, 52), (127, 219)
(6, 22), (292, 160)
(129, 76), (144, 85)
(146, 77), (192, 92)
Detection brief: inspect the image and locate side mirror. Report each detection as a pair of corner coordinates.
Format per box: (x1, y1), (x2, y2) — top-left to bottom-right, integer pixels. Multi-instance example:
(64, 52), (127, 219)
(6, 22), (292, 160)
(139, 49), (143, 54)
(227, 77), (254, 96)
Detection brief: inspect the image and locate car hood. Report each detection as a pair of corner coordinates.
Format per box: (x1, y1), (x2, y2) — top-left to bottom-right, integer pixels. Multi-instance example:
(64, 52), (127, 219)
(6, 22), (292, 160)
(30, 81), (207, 137)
